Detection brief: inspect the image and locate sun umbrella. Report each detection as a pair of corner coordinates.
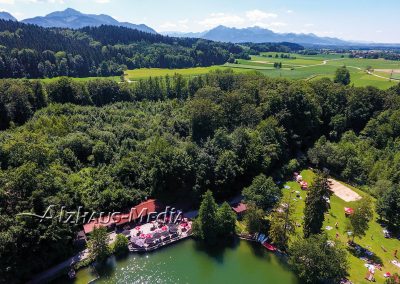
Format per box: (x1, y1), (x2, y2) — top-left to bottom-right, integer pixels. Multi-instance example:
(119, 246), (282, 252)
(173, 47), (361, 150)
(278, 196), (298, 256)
(146, 234), (152, 239)
(140, 234), (145, 239)
(134, 239), (145, 247)
(169, 224), (178, 233)
(145, 237), (155, 244)
(162, 226), (168, 231)
(344, 207), (354, 215)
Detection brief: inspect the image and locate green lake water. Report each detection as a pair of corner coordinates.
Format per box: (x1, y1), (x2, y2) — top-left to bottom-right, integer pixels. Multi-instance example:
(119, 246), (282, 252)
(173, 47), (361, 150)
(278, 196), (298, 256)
(64, 239), (298, 284)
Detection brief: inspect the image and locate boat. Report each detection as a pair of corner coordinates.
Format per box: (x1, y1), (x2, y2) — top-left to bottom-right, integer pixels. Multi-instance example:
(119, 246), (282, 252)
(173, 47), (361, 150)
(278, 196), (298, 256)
(262, 242), (277, 252)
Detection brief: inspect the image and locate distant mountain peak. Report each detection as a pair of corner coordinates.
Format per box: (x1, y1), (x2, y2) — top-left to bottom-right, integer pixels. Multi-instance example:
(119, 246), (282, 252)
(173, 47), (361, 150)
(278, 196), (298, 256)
(21, 8), (157, 34)
(0, 11), (17, 21)
(46, 8), (82, 17)
(198, 25), (348, 45)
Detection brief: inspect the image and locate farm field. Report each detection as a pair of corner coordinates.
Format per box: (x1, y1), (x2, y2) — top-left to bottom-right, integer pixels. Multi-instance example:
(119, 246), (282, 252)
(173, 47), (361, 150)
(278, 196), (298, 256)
(284, 170), (400, 284)
(122, 53), (399, 89)
(123, 66), (253, 81)
(33, 53), (400, 90)
(38, 76), (121, 83)
(233, 53), (400, 89)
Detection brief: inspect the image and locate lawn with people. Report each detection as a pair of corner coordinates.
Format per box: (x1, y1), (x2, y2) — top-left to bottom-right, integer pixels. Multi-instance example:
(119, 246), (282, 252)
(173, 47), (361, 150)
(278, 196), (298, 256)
(283, 170), (400, 283)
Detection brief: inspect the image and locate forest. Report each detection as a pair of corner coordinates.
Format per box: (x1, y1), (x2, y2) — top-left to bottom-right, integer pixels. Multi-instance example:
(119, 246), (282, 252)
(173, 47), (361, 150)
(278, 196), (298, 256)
(0, 20), (251, 78)
(0, 70), (399, 282)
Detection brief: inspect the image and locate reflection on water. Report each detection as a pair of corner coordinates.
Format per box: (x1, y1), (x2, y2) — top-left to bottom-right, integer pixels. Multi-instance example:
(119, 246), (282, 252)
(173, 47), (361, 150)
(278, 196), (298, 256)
(58, 239), (298, 284)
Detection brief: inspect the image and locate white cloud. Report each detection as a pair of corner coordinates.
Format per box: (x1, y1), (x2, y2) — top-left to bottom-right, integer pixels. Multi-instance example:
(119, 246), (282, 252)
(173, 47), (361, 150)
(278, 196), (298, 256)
(197, 10), (286, 31)
(178, 19), (188, 24)
(246, 9), (277, 22)
(198, 12), (245, 28)
(286, 10), (294, 14)
(159, 21), (177, 29)
(27, 0), (65, 3)
(254, 21), (287, 30)
(158, 19), (190, 32)
(0, 0), (15, 4)
(93, 0), (110, 3)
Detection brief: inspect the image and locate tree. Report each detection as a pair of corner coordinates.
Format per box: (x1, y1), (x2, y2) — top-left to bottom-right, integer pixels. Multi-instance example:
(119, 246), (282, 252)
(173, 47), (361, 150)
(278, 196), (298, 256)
(303, 171), (330, 238)
(347, 197), (373, 241)
(244, 203), (265, 234)
(188, 98), (222, 142)
(194, 190), (218, 244)
(376, 185), (400, 228)
(334, 66), (351, 85)
(111, 234), (129, 256)
(47, 77), (90, 105)
(242, 174), (281, 211)
(217, 202), (237, 236)
(269, 197), (295, 250)
(87, 79), (120, 106)
(87, 227), (110, 262)
(289, 234), (349, 283)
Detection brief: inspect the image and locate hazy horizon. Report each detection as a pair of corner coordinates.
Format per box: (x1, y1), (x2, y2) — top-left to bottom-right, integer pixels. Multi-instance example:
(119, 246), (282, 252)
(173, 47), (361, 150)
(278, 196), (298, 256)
(1, 0), (399, 43)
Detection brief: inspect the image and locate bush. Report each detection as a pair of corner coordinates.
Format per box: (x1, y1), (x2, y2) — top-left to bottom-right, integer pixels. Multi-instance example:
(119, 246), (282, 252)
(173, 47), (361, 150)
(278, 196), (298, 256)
(111, 234), (129, 256)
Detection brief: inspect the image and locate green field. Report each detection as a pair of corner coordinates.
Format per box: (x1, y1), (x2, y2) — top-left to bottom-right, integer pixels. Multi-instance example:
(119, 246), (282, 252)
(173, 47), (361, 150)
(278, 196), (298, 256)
(235, 53), (400, 89)
(38, 76), (121, 83)
(284, 170), (400, 284)
(122, 53), (399, 89)
(123, 66), (253, 80)
(35, 53), (400, 90)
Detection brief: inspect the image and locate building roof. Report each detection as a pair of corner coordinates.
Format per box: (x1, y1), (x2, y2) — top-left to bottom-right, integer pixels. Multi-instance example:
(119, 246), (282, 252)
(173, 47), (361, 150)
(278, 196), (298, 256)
(83, 199), (161, 234)
(232, 202), (247, 214)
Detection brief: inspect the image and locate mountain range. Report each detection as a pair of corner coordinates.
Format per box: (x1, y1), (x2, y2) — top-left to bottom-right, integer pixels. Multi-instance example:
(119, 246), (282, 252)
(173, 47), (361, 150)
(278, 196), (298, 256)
(0, 11), (17, 21)
(165, 25), (349, 45)
(1, 8), (351, 45)
(0, 8), (156, 34)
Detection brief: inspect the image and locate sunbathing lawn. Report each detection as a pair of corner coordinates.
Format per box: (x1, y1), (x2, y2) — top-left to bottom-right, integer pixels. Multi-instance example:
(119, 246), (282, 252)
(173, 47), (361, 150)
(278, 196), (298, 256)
(283, 170), (400, 283)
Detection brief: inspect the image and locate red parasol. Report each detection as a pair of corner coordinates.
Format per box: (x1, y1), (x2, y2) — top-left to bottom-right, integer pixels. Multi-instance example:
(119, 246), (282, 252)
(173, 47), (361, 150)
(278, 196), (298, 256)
(344, 207), (354, 215)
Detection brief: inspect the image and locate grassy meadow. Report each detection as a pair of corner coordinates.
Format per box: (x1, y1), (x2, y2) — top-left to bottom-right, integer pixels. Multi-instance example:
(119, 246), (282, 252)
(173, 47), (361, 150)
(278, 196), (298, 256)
(123, 66), (253, 80)
(122, 53), (399, 89)
(283, 170), (400, 284)
(33, 53), (400, 90)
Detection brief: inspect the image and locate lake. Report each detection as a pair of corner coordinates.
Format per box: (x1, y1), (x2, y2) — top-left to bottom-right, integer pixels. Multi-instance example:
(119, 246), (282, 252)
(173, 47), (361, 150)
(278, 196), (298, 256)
(63, 239), (298, 284)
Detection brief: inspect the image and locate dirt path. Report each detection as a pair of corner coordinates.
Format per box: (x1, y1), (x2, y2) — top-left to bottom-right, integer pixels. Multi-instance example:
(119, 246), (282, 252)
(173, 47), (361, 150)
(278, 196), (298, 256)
(343, 65), (400, 81)
(295, 58), (344, 69)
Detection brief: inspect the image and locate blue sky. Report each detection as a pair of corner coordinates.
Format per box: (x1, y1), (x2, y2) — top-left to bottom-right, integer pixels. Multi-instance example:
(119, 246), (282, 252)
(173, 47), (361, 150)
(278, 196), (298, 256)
(1, 0), (399, 43)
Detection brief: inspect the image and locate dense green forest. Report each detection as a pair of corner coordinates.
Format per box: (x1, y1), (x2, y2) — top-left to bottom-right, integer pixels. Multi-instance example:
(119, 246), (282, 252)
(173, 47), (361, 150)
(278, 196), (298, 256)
(0, 20), (254, 78)
(241, 42), (304, 54)
(0, 70), (400, 282)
